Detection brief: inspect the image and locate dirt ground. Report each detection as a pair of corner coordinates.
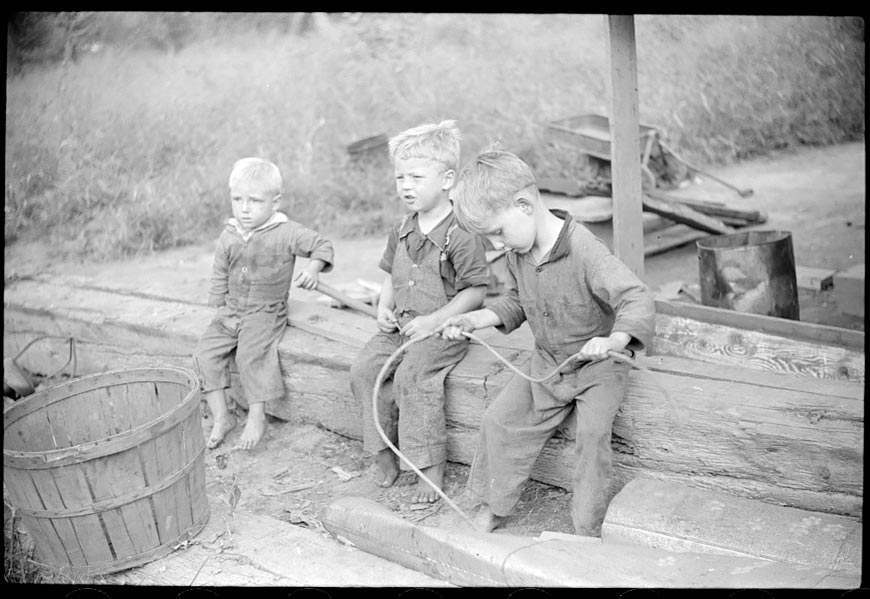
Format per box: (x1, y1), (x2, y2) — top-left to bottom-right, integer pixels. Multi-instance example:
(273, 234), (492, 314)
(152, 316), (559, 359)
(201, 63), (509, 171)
(4, 142), (866, 572)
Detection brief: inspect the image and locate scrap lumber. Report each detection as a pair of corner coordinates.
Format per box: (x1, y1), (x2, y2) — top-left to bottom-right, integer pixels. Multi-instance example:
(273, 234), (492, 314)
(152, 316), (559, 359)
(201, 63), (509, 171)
(641, 193), (734, 235)
(4, 278), (864, 519)
(536, 177), (586, 197)
(795, 265), (837, 291)
(653, 299), (864, 383)
(834, 263), (865, 318)
(643, 224), (708, 257)
(646, 189), (768, 224)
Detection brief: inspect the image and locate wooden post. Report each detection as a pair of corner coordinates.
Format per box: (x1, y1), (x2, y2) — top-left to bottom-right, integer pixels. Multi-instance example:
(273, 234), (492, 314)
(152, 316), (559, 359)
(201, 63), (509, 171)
(606, 15), (644, 279)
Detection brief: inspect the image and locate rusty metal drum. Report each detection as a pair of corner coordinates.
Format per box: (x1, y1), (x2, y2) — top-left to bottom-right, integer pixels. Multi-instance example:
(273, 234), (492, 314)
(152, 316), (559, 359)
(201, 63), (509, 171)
(697, 230), (800, 320)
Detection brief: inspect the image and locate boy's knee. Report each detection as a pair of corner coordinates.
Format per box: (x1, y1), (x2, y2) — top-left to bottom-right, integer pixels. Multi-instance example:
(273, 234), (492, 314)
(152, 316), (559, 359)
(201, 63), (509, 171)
(349, 360), (375, 389)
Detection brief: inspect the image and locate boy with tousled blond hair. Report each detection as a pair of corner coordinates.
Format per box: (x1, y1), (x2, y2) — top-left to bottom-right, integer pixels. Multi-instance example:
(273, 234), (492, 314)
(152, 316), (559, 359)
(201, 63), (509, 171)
(440, 149), (655, 535)
(349, 120), (489, 503)
(194, 157), (334, 450)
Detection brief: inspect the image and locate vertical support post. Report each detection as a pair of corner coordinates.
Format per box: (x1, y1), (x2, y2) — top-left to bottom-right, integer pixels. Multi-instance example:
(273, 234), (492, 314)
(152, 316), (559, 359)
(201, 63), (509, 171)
(606, 15), (645, 279)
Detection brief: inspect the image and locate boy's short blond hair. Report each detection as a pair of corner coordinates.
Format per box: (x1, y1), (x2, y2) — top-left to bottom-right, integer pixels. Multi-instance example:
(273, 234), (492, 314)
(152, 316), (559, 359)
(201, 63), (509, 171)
(228, 157), (282, 196)
(451, 149), (538, 234)
(388, 120), (462, 171)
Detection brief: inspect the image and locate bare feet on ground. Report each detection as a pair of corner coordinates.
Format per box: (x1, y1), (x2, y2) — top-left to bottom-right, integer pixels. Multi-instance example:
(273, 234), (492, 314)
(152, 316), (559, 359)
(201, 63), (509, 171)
(207, 414), (237, 449)
(473, 504), (505, 533)
(374, 448), (400, 487)
(235, 403), (267, 450)
(411, 461), (444, 503)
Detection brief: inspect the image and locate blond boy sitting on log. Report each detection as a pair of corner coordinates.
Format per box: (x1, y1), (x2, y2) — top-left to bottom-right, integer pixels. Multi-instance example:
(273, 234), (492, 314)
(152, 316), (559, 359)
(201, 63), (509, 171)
(349, 121), (489, 503)
(194, 157), (334, 450)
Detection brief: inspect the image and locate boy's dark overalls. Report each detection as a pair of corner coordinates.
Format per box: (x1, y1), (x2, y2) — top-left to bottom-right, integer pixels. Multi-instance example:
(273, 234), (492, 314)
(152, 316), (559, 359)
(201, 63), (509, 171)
(349, 215), (472, 472)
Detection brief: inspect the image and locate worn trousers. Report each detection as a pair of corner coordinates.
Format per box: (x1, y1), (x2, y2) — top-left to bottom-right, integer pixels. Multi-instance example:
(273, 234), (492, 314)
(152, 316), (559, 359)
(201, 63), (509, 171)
(349, 330), (468, 470)
(192, 304), (287, 404)
(466, 350), (630, 536)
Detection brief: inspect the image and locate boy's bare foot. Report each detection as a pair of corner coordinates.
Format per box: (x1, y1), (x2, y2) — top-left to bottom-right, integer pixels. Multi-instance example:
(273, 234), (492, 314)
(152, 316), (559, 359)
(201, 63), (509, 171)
(235, 404), (267, 450)
(206, 414), (237, 449)
(411, 461), (444, 503)
(473, 504), (504, 533)
(374, 448), (400, 487)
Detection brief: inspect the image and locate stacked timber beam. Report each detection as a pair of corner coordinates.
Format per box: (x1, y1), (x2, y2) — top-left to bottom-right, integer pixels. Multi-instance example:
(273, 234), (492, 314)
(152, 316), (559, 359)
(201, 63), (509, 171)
(3, 275), (864, 520)
(538, 177), (768, 255)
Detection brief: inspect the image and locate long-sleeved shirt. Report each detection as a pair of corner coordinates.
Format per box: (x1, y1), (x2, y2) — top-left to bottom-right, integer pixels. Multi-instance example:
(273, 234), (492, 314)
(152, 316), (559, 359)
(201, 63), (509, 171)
(488, 209), (655, 363)
(207, 211), (334, 312)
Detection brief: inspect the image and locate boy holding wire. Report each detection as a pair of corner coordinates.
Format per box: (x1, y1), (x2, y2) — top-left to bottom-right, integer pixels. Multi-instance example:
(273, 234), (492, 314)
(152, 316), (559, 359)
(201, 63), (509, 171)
(349, 121), (489, 503)
(440, 149), (655, 536)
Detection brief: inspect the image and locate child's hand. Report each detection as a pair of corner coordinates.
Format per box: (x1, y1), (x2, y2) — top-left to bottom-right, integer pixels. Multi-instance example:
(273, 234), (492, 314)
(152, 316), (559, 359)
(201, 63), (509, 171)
(400, 314), (440, 341)
(293, 269), (319, 290)
(377, 307), (399, 332)
(438, 314), (477, 340)
(576, 333), (631, 362)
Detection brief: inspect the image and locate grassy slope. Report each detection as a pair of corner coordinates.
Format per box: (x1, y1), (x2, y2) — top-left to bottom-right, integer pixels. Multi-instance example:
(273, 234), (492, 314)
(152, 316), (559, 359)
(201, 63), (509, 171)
(5, 14), (864, 261)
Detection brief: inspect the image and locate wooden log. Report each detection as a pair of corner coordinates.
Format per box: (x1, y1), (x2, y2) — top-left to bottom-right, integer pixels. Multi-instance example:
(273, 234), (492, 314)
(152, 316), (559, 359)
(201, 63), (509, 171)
(642, 194), (734, 235)
(4, 279), (864, 518)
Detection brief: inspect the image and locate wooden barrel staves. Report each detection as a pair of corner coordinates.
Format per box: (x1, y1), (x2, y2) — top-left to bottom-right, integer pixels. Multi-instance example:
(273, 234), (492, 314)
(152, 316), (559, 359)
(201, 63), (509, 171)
(3, 367), (209, 577)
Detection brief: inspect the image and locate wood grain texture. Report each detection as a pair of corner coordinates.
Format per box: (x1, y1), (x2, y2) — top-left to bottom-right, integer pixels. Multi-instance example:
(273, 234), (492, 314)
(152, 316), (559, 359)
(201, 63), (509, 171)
(652, 313), (864, 383)
(4, 279), (864, 519)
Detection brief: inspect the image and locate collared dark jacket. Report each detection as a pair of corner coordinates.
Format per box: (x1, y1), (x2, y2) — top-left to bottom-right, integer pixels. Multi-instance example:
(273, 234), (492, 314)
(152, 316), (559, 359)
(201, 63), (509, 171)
(488, 209), (655, 363)
(208, 213), (334, 312)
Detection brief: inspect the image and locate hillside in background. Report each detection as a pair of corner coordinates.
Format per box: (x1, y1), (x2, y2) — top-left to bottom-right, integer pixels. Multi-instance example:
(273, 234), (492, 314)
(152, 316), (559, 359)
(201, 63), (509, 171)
(5, 13), (865, 260)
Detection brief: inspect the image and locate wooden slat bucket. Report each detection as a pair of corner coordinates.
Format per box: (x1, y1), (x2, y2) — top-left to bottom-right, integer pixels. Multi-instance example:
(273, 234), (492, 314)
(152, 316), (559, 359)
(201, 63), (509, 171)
(3, 367), (209, 577)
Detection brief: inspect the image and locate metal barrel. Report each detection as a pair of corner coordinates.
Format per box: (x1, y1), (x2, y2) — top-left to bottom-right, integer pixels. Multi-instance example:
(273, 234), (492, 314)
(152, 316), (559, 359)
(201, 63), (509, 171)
(697, 230), (800, 320)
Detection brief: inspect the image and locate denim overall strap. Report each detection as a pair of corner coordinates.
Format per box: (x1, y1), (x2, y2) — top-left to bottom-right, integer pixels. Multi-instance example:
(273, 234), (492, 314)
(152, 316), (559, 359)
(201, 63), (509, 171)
(391, 222), (454, 329)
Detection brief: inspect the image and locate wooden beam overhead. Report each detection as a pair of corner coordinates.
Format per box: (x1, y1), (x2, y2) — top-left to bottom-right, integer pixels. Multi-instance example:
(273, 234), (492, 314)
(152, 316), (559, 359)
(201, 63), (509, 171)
(606, 15), (645, 279)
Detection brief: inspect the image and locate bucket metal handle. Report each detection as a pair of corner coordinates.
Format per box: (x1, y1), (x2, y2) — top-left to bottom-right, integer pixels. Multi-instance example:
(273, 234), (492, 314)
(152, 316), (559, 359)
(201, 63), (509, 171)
(9, 335), (78, 389)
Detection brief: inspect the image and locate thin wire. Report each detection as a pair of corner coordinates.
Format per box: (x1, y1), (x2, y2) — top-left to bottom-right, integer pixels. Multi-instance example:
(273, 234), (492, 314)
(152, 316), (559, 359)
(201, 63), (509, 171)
(371, 329), (685, 531)
(463, 331), (684, 420)
(372, 331), (480, 530)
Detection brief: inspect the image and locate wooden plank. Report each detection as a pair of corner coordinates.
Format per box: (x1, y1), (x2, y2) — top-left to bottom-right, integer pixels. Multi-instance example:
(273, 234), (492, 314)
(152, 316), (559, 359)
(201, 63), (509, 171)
(646, 189), (767, 223)
(541, 193), (614, 223)
(105, 383), (134, 434)
(49, 464), (115, 567)
(81, 450), (141, 560)
(652, 312), (864, 383)
(607, 14), (645, 278)
(158, 418), (194, 535)
(643, 224), (708, 257)
(536, 176), (586, 197)
(654, 298), (865, 351)
(55, 388), (109, 446)
(4, 469), (71, 567)
(138, 438), (179, 550)
(182, 409), (208, 528)
(795, 265), (836, 291)
(43, 395), (77, 450)
(833, 263), (864, 317)
(642, 194), (734, 235)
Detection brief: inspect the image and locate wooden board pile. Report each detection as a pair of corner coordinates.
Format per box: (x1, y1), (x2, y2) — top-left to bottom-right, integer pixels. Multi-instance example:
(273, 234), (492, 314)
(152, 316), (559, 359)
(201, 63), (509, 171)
(537, 176), (768, 257)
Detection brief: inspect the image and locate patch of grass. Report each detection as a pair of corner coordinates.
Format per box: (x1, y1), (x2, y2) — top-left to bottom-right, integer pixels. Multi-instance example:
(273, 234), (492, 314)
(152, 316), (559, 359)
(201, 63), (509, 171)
(5, 14), (864, 262)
